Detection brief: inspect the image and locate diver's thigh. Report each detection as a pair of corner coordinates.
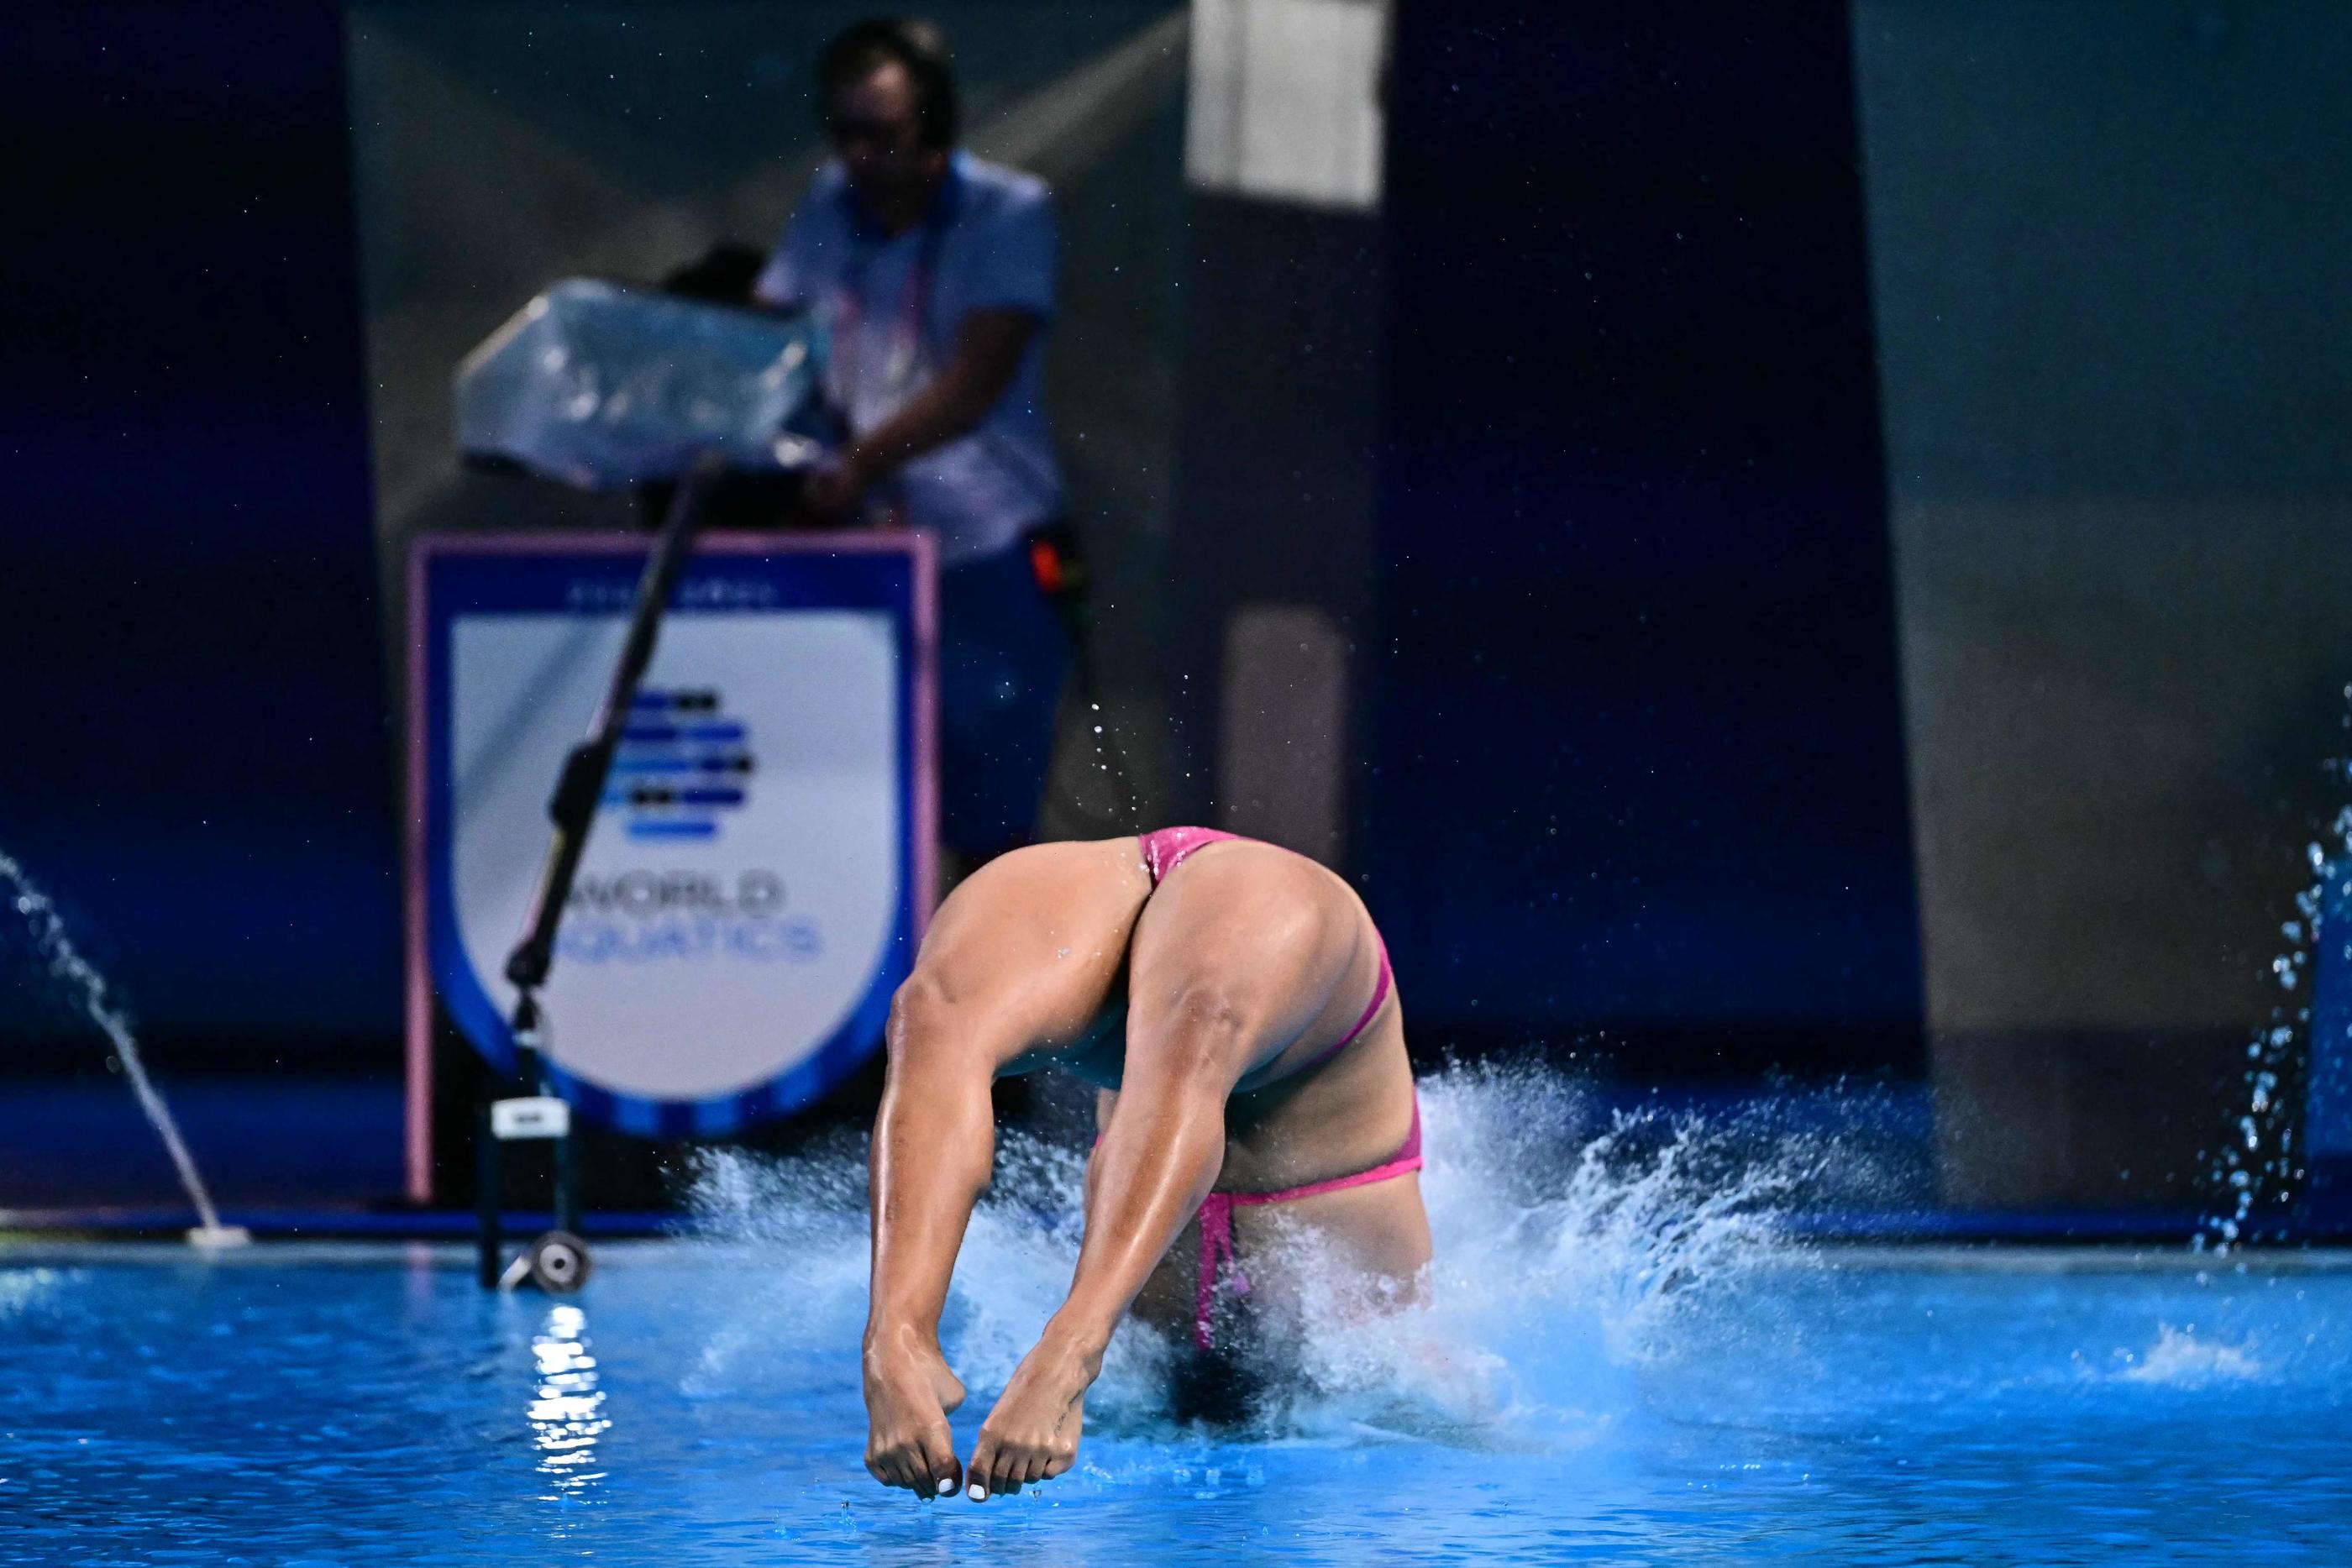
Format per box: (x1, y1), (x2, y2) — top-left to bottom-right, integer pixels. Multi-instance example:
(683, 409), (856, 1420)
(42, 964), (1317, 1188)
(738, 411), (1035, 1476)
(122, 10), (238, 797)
(1122, 845), (1345, 1055)
(911, 838), (1146, 1041)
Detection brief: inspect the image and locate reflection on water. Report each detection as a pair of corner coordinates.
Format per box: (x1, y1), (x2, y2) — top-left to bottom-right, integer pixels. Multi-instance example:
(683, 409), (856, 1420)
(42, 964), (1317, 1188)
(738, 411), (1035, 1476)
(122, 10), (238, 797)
(529, 1303), (609, 1502)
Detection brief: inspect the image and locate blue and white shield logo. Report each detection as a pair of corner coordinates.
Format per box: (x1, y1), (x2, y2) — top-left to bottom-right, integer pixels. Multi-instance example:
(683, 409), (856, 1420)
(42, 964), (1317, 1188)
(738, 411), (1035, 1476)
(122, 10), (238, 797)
(415, 536), (934, 1138)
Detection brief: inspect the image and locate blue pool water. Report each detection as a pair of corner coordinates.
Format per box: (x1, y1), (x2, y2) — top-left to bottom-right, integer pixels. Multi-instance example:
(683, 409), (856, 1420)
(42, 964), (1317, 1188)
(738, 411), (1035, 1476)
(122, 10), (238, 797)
(6, 1074), (2349, 1565)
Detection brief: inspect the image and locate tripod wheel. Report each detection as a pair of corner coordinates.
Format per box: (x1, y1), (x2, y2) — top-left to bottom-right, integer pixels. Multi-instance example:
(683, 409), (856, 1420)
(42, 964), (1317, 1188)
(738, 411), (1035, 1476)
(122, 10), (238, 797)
(527, 1230), (592, 1293)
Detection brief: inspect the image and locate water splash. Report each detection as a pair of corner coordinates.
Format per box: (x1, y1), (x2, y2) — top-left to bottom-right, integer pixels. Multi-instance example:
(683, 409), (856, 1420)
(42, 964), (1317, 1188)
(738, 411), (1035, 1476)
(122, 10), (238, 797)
(2194, 687), (2352, 1253)
(1268, 1066), (1835, 1444)
(680, 1064), (1841, 1446)
(1, 848), (239, 1241)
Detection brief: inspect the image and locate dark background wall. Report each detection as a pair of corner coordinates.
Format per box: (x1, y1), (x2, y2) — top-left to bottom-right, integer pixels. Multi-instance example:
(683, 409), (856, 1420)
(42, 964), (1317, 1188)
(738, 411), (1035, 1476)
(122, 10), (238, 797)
(1, 2), (399, 1071)
(1368, 0), (1924, 1073)
(1851, 1), (2352, 1200)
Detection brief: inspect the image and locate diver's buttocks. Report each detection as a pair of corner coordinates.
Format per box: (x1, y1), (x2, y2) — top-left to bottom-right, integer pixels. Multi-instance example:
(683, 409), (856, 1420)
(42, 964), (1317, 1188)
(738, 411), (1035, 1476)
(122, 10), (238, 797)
(861, 829), (1430, 1499)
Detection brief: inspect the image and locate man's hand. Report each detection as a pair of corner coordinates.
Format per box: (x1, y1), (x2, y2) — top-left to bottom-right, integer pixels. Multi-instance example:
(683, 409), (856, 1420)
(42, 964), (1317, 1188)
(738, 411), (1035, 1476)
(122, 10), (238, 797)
(800, 451), (869, 521)
(806, 307), (1039, 528)
(862, 1329), (968, 1498)
(964, 1325), (1099, 1500)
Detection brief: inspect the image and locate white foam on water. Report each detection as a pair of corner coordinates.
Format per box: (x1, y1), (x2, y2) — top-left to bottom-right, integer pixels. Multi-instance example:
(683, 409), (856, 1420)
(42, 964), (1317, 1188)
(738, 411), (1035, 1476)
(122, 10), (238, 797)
(681, 1062), (1840, 1449)
(0, 1268), (73, 1321)
(2108, 1323), (2266, 1387)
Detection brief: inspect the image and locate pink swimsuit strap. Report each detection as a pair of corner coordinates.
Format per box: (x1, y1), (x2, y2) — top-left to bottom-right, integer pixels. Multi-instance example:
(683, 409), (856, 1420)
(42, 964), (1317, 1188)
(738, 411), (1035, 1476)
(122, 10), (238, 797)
(1192, 1097), (1422, 1351)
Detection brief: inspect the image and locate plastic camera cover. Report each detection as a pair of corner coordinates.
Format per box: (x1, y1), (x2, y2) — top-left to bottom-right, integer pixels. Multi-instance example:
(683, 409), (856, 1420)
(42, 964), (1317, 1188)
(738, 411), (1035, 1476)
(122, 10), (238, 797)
(454, 279), (828, 489)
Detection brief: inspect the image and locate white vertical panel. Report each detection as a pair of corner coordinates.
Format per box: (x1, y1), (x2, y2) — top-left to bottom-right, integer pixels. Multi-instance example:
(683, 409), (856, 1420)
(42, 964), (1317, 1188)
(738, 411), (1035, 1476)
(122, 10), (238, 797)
(1218, 603), (1351, 863)
(1187, 0), (1389, 211)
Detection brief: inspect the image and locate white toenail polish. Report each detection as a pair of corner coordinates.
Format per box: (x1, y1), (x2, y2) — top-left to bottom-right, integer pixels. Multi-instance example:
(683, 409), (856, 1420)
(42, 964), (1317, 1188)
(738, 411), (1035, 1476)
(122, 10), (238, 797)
(937, 1477), (954, 1495)
(968, 1483), (987, 1502)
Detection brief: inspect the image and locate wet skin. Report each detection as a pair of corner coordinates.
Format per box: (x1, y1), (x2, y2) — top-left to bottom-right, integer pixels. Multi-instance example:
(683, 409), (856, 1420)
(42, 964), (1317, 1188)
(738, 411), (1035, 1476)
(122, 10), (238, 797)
(859, 836), (1429, 1500)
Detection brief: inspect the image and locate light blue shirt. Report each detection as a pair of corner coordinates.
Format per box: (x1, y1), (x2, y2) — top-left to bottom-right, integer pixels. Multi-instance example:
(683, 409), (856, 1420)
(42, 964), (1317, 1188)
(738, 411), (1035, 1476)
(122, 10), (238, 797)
(754, 153), (1064, 567)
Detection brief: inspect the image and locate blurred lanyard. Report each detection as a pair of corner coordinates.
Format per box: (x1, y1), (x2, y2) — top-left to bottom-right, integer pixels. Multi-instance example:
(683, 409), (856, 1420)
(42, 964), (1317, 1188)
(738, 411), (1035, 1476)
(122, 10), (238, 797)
(835, 176), (957, 423)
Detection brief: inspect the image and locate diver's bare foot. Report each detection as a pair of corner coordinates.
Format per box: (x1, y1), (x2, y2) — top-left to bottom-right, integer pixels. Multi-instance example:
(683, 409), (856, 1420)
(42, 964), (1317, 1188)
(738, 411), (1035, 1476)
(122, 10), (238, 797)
(861, 1329), (966, 1497)
(965, 1330), (1096, 1499)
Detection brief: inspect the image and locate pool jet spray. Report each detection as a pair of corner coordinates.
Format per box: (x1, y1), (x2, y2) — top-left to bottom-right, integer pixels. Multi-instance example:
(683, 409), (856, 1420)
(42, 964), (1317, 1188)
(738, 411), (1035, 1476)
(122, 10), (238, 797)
(0, 851), (249, 1251)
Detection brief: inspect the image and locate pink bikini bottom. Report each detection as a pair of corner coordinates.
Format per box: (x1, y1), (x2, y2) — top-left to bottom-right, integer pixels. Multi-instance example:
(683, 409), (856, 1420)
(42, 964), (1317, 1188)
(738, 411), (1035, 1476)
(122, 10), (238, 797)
(1189, 1097), (1422, 1351)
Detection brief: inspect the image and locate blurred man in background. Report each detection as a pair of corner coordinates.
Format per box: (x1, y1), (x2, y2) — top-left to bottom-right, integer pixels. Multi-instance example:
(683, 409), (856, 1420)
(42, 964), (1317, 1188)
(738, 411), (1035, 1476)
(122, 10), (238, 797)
(756, 17), (1070, 868)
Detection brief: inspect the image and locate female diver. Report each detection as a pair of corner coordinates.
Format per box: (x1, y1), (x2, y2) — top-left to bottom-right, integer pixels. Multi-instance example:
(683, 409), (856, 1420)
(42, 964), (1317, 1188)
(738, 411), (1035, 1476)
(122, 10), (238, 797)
(860, 826), (1428, 1500)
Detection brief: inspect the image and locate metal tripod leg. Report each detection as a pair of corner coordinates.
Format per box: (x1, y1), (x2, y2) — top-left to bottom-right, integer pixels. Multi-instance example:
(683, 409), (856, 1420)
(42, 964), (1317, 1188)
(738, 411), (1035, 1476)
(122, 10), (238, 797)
(475, 1102), (502, 1290)
(554, 1123), (580, 1237)
(469, 455), (715, 1287)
